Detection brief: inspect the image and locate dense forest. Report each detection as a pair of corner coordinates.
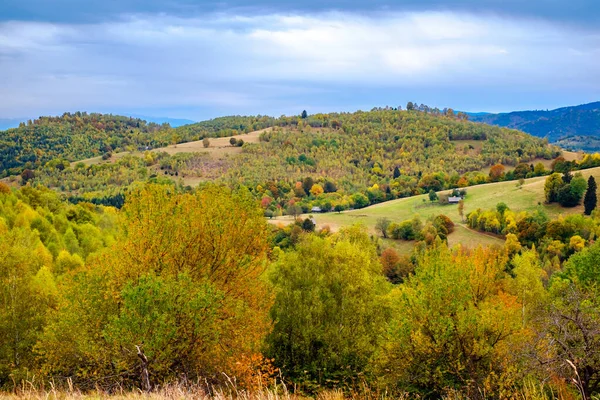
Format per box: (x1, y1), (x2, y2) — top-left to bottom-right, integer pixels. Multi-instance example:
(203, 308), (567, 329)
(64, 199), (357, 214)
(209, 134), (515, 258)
(2, 180), (600, 399)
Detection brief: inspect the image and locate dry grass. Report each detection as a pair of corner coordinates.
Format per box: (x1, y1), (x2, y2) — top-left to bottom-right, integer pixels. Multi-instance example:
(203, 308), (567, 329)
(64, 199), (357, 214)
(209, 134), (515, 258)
(75, 128), (271, 167)
(0, 385), (402, 400)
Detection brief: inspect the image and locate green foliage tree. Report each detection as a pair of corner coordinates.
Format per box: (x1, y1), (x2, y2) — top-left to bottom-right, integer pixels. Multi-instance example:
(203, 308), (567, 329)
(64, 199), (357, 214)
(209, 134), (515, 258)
(266, 227), (390, 387)
(376, 217), (391, 238)
(544, 173), (564, 203)
(428, 189), (438, 202)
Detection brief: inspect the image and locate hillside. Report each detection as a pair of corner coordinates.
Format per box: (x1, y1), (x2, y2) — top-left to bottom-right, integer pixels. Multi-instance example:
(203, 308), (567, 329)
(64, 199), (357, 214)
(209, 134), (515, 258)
(470, 101), (600, 148)
(0, 113), (281, 178)
(0, 112), (172, 177)
(9, 109), (561, 209)
(273, 160), (600, 254)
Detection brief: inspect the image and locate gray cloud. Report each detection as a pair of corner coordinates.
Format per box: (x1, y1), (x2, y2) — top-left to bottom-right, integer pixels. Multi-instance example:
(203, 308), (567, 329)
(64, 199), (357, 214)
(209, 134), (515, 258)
(1, 11), (599, 118)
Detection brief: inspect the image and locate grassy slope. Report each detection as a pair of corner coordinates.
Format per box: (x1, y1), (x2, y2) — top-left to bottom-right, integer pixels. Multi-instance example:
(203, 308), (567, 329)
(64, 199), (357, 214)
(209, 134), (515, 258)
(272, 165), (600, 253)
(75, 128), (270, 166)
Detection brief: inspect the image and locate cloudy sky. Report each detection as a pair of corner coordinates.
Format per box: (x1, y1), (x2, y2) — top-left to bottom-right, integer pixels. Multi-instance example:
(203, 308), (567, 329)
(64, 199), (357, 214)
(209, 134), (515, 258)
(1, 0), (599, 121)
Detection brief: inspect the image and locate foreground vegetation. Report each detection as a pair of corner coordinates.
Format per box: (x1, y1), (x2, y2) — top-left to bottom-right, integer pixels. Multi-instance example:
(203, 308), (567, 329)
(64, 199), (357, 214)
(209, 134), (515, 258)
(2, 179), (600, 399)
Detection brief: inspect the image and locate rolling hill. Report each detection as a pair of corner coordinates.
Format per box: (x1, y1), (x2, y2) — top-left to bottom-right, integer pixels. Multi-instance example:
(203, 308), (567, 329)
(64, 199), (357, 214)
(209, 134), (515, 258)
(469, 101), (600, 149)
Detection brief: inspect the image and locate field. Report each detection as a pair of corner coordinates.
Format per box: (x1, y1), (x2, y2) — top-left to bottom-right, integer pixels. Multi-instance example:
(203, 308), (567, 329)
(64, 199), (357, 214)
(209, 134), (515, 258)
(272, 165), (600, 253)
(75, 128), (271, 167)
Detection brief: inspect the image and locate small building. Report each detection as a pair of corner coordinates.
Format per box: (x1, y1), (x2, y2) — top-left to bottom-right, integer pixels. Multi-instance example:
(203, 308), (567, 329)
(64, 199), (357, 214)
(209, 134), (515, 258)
(311, 206), (322, 213)
(448, 196), (462, 204)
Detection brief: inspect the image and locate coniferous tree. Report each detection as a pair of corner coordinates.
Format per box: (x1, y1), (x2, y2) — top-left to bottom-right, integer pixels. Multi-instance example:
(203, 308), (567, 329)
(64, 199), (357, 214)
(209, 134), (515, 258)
(584, 176), (597, 215)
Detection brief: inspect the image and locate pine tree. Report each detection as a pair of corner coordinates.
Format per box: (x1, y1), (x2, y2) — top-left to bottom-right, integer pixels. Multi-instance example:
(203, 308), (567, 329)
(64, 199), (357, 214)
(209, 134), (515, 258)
(584, 176), (597, 215)
(393, 166), (401, 179)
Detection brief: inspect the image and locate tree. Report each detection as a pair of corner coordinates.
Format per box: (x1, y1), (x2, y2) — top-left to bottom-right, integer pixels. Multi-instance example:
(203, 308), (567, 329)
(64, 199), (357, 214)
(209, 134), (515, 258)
(323, 180), (337, 193)
(513, 163), (530, 179)
(301, 217), (315, 232)
(584, 176), (597, 215)
(229, 137), (237, 146)
(37, 185), (273, 390)
(202, 137), (210, 148)
(393, 166), (401, 179)
(0, 228), (56, 385)
(406, 101), (415, 111)
(334, 204), (346, 213)
(309, 184), (324, 196)
(20, 169), (35, 184)
(301, 110), (308, 119)
(544, 173), (564, 203)
(266, 228), (390, 386)
(380, 248), (414, 284)
(302, 177), (314, 196)
(537, 279), (600, 398)
(378, 245), (523, 397)
(458, 199), (465, 222)
(376, 217), (391, 238)
(488, 164), (506, 182)
(286, 203), (302, 219)
(428, 189), (438, 202)
(558, 174), (587, 207)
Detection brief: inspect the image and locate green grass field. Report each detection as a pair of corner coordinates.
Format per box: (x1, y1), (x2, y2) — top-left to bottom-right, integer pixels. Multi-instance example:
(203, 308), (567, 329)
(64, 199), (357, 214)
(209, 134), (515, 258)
(272, 165), (600, 252)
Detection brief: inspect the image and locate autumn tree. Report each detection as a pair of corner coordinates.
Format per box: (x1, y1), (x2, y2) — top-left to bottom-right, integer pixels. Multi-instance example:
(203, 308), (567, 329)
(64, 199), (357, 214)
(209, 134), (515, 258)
(380, 248), (414, 284)
(202, 137), (210, 148)
(37, 184), (272, 390)
(377, 244), (523, 397)
(310, 184), (324, 196)
(488, 163), (506, 182)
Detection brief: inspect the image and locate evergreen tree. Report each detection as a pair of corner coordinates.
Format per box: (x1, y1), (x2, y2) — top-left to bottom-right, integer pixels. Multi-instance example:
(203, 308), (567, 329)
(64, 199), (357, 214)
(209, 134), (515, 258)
(301, 110), (308, 119)
(584, 176), (597, 215)
(393, 166), (401, 179)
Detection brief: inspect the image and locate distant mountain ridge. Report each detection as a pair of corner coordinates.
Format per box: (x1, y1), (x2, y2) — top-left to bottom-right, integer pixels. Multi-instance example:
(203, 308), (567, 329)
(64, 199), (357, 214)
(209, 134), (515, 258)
(469, 102), (600, 147)
(127, 114), (195, 127)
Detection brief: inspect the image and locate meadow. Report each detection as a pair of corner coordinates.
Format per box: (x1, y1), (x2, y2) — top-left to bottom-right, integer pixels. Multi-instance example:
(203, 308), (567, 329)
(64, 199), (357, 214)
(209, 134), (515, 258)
(272, 164), (600, 252)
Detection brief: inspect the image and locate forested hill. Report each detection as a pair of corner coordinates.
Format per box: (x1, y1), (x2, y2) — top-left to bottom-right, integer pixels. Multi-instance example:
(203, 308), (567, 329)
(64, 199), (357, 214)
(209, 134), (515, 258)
(469, 101), (600, 145)
(0, 113), (172, 177)
(0, 113), (277, 177)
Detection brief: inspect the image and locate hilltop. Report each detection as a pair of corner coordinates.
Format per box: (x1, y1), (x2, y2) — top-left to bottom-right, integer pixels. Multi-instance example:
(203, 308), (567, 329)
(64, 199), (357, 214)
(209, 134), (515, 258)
(469, 101), (600, 149)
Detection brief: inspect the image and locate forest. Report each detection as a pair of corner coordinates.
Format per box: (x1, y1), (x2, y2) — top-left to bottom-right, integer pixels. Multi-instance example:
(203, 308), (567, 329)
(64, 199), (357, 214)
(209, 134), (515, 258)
(1, 178), (600, 399)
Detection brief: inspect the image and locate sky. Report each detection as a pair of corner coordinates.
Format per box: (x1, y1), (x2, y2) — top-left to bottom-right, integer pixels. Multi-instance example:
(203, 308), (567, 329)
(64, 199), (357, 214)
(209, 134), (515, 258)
(1, 0), (599, 121)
